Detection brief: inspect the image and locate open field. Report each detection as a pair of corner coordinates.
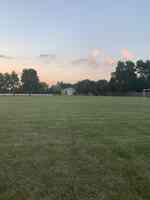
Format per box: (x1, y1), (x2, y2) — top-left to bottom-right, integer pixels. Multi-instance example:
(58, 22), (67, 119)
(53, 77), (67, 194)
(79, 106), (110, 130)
(0, 96), (150, 200)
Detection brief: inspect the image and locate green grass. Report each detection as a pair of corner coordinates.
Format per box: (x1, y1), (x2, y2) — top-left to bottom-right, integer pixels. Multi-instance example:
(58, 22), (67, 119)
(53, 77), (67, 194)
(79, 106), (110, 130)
(0, 96), (150, 200)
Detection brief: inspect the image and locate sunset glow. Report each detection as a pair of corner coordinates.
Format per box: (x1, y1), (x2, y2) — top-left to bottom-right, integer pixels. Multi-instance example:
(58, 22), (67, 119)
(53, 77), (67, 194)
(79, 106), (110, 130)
(0, 0), (148, 84)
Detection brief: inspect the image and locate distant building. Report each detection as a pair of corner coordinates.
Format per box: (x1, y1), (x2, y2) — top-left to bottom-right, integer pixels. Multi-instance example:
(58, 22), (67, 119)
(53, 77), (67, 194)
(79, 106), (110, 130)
(62, 87), (76, 96)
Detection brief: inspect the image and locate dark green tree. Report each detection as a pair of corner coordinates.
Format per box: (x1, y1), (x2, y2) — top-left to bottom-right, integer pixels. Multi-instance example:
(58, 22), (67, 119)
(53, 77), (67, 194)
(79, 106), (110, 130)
(0, 73), (4, 92)
(75, 79), (96, 95)
(38, 82), (49, 93)
(109, 61), (137, 93)
(136, 60), (150, 89)
(21, 69), (39, 93)
(96, 80), (109, 95)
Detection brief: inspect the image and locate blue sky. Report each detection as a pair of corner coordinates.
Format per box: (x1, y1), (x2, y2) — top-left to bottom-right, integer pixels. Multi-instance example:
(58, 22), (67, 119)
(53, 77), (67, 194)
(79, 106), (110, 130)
(0, 0), (150, 83)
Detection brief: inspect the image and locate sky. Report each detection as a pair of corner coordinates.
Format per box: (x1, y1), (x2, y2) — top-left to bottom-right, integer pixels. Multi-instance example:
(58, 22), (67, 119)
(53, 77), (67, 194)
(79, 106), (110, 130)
(0, 0), (150, 84)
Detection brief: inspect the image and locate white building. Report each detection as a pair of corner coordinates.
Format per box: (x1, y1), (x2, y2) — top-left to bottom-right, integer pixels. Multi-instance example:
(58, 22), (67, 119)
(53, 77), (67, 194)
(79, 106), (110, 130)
(62, 87), (76, 96)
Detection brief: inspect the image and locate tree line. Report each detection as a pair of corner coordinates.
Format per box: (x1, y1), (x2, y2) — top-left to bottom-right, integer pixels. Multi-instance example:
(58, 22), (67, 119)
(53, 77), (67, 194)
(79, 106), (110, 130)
(51, 60), (150, 95)
(0, 69), (49, 94)
(109, 60), (150, 94)
(1, 59), (150, 95)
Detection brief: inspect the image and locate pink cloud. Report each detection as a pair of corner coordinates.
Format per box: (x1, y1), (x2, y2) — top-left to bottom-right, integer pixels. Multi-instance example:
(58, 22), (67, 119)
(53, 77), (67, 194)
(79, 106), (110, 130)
(104, 57), (116, 65)
(121, 49), (135, 60)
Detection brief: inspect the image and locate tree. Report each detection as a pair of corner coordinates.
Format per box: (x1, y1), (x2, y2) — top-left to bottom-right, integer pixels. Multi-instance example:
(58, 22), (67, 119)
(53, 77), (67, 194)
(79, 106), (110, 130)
(125, 61), (137, 91)
(109, 61), (137, 93)
(21, 69), (39, 93)
(3, 73), (11, 92)
(9, 71), (19, 93)
(136, 60), (150, 89)
(75, 79), (96, 95)
(95, 80), (108, 95)
(56, 81), (73, 89)
(136, 60), (146, 79)
(0, 71), (19, 93)
(0, 73), (4, 92)
(38, 82), (49, 93)
(49, 82), (62, 94)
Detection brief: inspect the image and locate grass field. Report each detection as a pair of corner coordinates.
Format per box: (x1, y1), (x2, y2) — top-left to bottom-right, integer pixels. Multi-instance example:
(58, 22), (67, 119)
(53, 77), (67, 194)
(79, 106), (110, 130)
(0, 96), (150, 200)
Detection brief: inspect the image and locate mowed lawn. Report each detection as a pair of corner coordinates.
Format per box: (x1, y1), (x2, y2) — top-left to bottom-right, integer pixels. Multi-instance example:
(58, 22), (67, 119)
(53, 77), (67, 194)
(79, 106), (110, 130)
(0, 96), (150, 200)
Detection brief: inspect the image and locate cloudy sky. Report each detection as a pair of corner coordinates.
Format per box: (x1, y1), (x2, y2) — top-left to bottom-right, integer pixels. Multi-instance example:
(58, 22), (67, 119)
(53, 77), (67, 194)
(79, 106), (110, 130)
(0, 0), (150, 84)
